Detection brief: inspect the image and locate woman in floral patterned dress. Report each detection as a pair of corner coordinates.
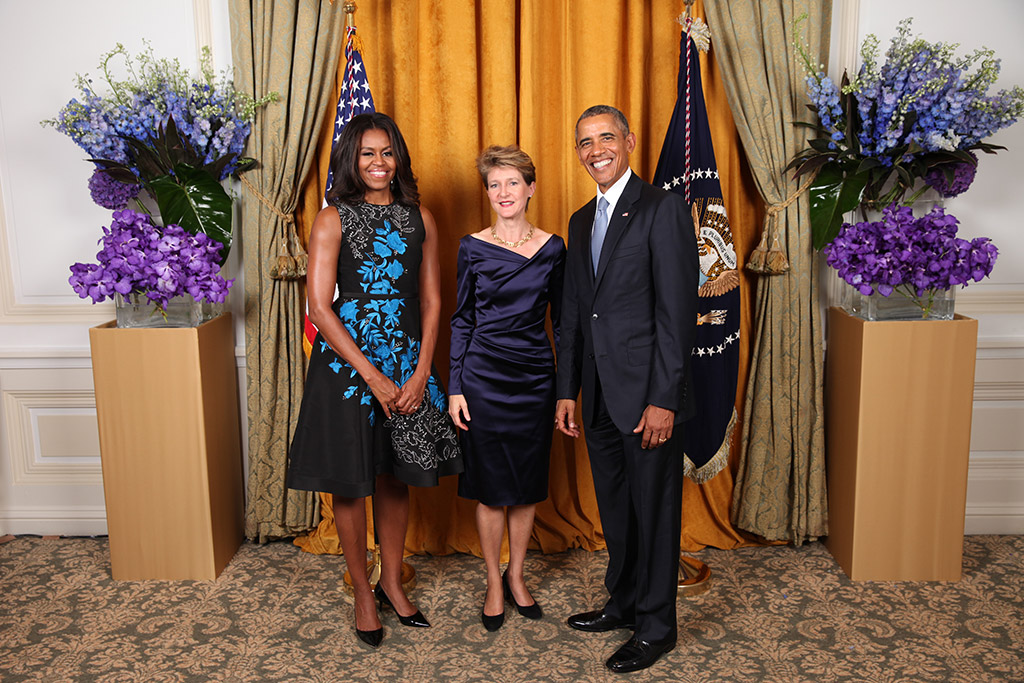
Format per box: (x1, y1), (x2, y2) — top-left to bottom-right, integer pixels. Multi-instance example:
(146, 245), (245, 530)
(287, 113), (461, 649)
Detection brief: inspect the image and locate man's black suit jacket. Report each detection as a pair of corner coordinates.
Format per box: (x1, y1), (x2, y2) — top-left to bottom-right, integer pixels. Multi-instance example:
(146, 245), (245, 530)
(557, 171), (699, 433)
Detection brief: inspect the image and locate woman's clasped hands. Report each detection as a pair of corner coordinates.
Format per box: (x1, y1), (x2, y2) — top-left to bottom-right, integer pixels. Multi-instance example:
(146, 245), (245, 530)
(366, 371), (427, 418)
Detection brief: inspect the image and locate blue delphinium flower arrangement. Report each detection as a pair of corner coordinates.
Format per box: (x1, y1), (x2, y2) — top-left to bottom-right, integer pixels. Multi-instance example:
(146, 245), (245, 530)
(44, 43), (276, 265)
(791, 18), (1024, 248)
(825, 204), (998, 317)
(48, 44), (265, 181)
(69, 209), (232, 309)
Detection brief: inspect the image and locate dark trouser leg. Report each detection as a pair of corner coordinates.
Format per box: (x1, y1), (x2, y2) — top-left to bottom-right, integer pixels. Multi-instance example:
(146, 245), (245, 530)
(625, 427), (683, 643)
(584, 378), (684, 642)
(584, 378), (638, 623)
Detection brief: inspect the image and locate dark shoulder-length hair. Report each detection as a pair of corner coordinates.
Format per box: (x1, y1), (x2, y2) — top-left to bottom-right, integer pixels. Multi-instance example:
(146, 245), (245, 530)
(325, 112), (420, 206)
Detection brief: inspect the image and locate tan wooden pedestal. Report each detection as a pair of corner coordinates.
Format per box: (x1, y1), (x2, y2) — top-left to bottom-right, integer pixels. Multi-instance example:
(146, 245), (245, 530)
(89, 313), (244, 580)
(824, 307), (977, 581)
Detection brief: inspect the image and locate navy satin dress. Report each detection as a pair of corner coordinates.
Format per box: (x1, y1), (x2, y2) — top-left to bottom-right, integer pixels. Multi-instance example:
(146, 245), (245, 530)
(449, 233), (565, 506)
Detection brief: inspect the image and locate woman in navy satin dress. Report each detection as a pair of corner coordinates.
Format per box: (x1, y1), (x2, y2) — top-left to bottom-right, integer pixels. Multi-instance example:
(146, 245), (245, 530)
(448, 145), (564, 631)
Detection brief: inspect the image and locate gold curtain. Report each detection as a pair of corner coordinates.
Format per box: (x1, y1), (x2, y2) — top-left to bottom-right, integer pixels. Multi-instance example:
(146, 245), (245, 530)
(703, 0), (830, 544)
(230, 0), (347, 541)
(292, 0), (765, 556)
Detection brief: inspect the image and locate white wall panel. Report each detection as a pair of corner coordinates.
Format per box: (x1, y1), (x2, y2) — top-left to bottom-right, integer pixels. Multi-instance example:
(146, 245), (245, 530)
(0, 0), (243, 536)
(0, 366), (106, 535)
(0, 1), (197, 313)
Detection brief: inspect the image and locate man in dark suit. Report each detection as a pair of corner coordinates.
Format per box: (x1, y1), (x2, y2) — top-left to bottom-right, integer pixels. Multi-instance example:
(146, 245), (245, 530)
(555, 105), (698, 674)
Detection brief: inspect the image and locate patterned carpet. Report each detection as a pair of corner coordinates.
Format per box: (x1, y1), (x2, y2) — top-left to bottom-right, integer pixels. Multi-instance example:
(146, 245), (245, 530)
(0, 535), (1022, 682)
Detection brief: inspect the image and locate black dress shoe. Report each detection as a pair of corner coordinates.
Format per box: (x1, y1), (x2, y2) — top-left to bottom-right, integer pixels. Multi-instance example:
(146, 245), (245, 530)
(481, 606), (505, 632)
(503, 571), (542, 620)
(567, 609), (635, 632)
(605, 636), (676, 673)
(374, 583), (430, 627)
(355, 626), (383, 648)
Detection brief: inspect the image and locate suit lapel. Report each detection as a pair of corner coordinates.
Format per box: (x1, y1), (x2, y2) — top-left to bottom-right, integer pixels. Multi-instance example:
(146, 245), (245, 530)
(594, 173), (642, 289)
(579, 196), (598, 288)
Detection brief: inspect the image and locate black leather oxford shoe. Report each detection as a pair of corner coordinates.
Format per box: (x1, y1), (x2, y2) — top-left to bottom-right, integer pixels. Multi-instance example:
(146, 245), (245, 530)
(566, 609), (635, 632)
(605, 636), (676, 673)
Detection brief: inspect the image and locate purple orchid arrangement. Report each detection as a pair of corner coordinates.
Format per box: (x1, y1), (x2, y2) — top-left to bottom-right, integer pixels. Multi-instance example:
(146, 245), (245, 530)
(69, 209), (233, 310)
(825, 204), (998, 317)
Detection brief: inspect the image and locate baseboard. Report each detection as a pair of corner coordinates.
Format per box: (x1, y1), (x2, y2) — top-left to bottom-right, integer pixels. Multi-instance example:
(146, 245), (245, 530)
(964, 505), (1024, 535)
(0, 507), (108, 537)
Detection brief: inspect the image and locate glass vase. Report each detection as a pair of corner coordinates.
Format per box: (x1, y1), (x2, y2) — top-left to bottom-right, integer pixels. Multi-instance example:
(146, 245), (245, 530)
(848, 286), (956, 321)
(114, 292), (215, 328)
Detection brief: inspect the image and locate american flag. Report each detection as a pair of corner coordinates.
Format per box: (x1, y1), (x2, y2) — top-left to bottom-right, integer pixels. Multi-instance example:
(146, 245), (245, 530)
(304, 25), (376, 357)
(325, 26), (376, 195)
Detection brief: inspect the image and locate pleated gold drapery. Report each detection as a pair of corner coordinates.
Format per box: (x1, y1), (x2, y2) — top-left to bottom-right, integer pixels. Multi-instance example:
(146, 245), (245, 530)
(230, 0), (347, 541)
(704, 0), (830, 545)
(292, 0), (765, 557)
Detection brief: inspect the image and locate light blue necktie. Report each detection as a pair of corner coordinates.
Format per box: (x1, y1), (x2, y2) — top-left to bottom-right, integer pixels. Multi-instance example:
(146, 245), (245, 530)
(591, 196), (609, 275)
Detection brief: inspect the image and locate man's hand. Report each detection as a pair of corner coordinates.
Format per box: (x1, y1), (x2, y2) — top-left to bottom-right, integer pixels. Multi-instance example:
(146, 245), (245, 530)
(633, 405), (675, 449)
(555, 399), (580, 438)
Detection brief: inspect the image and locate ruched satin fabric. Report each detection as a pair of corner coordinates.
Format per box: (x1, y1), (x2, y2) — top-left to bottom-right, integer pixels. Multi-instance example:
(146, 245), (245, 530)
(450, 235), (565, 506)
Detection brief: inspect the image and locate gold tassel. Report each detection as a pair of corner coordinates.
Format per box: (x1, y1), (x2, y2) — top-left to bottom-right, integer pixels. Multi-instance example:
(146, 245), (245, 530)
(746, 174), (816, 276)
(293, 252), (308, 277)
(745, 230), (770, 273)
(270, 254), (298, 280)
(240, 174), (307, 281)
(763, 231), (790, 274)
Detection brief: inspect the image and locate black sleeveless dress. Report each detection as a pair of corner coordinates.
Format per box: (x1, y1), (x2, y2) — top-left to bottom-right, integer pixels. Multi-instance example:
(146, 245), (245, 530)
(287, 201), (462, 498)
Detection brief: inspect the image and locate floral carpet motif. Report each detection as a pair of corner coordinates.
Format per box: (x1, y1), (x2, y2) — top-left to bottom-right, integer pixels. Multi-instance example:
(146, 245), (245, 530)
(0, 535), (1021, 682)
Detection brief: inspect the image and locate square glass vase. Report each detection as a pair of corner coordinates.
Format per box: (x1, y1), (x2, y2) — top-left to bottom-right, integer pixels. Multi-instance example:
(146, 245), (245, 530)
(114, 292), (224, 328)
(847, 286), (956, 321)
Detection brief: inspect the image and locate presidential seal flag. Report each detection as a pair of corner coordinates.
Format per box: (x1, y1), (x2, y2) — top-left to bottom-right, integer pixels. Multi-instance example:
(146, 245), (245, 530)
(653, 17), (739, 483)
(303, 24), (377, 357)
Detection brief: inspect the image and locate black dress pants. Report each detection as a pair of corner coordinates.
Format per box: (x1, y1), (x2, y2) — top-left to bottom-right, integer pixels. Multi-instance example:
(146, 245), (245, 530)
(583, 376), (684, 643)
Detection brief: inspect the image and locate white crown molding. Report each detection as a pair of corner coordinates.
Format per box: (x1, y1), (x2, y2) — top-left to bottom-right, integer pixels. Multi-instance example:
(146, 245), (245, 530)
(3, 389), (102, 486)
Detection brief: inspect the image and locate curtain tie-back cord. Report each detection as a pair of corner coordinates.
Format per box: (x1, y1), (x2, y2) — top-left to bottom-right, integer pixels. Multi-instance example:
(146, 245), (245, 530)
(746, 173), (816, 275)
(240, 174), (308, 281)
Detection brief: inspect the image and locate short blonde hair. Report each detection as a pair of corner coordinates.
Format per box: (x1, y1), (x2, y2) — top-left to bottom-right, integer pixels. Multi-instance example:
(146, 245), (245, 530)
(476, 145), (536, 186)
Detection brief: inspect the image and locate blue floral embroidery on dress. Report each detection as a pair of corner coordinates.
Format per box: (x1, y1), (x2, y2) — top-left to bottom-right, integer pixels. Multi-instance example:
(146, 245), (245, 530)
(316, 215), (424, 423)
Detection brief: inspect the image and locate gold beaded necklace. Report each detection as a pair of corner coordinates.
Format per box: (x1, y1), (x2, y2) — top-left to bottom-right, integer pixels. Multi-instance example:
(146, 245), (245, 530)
(490, 224), (534, 249)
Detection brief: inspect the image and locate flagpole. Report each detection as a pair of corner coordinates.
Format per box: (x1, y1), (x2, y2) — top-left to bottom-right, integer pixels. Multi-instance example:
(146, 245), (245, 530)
(675, 0), (714, 599)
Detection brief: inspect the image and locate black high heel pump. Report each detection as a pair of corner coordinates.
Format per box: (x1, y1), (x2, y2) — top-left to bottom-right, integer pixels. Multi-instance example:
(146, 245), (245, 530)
(503, 571), (542, 620)
(355, 624), (383, 648)
(375, 583), (431, 627)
